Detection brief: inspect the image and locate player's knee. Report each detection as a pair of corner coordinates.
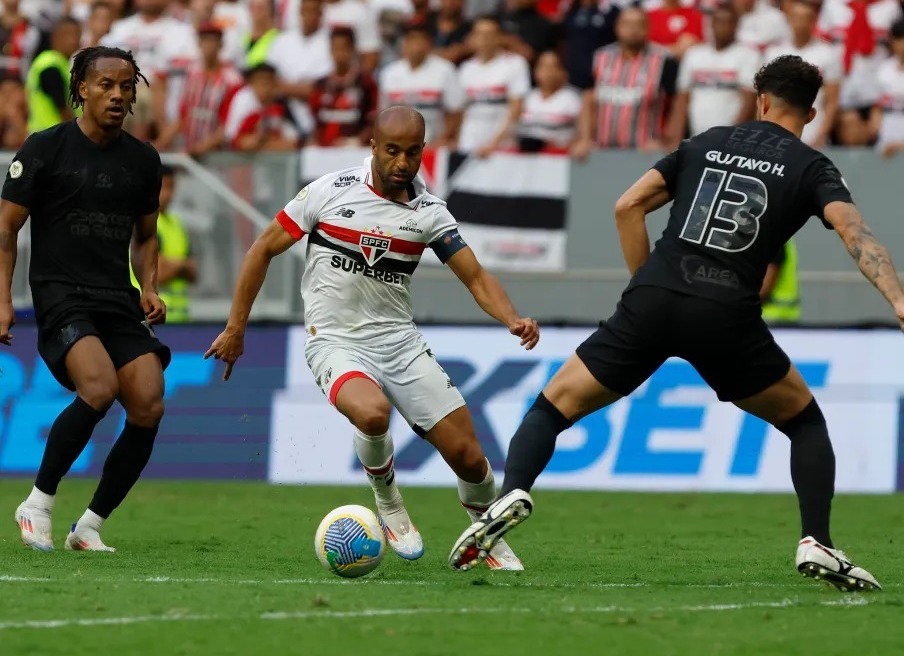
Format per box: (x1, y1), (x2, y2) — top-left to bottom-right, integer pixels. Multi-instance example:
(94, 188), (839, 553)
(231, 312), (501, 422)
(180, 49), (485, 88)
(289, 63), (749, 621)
(79, 376), (119, 412)
(128, 397), (165, 428)
(354, 400), (392, 436)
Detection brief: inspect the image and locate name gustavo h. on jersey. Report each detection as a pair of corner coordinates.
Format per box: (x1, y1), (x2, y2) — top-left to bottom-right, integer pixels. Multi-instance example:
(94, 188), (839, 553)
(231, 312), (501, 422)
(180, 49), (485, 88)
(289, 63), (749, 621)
(705, 150), (786, 177)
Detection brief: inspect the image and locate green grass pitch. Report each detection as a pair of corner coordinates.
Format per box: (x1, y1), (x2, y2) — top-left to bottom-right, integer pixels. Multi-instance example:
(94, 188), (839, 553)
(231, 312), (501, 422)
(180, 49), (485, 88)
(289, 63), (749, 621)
(1, 479), (902, 655)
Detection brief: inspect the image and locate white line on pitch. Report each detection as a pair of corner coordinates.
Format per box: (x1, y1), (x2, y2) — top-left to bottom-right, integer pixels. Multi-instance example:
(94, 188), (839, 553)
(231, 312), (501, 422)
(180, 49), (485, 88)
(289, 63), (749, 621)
(0, 597), (873, 631)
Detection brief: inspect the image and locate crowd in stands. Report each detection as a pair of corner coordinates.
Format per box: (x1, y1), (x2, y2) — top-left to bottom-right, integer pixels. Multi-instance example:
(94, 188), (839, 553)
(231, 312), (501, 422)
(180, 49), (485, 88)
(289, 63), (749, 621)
(2, 0), (904, 157)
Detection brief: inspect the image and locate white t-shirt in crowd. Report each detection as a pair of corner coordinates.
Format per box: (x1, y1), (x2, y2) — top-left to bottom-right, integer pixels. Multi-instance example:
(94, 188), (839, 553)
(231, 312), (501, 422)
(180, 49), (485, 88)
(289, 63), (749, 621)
(517, 86), (583, 148)
(101, 14), (199, 122)
(266, 28), (333, 83)
(678, 42), (760, 136)
(224, 85), (303, 143)
(876, 57), (904, 148)
(457, 52), (532, 152)
(736, 0), (791, 52)
(764, 40), (843, 146)
(818, 0), (902, 108)
(379, 55), (465, 143)
(323, 0), (382, 53)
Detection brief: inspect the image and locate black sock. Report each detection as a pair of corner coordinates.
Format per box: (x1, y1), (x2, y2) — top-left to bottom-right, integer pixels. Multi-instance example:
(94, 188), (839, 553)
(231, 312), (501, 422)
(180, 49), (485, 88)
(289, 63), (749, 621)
(34, 397), (108, 496)
(88, 422), (159, 519)
(776, 399), (834, 548)
(501, 393), (574, 496)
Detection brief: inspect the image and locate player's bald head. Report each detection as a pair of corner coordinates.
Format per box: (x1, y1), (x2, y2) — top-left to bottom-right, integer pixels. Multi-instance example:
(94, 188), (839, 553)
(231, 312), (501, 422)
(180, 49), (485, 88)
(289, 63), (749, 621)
(373, 106), (426, 145)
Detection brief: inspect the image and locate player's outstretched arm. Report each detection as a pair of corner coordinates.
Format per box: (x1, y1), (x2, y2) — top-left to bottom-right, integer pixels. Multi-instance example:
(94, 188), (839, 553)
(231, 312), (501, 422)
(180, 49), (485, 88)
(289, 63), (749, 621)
(446, 246), (539, 350)
(0, 199), (30, 345)
(614, 169), (672, 275)
(204, 218), (297, 380)
(823, 201), (904, 327)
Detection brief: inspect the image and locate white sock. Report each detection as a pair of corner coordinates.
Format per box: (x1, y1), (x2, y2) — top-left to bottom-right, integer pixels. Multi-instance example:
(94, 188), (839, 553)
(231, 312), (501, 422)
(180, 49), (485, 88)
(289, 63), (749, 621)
(354, 429), (402, 507)
(26, 486), (55, 512)
(76, 509), (104, 533)
(457, 459), (497, 521)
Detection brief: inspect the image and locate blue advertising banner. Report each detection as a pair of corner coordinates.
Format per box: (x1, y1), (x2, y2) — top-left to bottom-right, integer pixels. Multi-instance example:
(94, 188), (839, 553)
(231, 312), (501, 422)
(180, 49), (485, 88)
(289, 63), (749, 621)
(0, 325), (288, 480)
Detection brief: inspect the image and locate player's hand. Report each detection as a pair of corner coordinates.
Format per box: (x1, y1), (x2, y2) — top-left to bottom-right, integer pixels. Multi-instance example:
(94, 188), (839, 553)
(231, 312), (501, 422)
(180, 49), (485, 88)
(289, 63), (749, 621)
(141, 290), (166, 325)
(0, 300), (15, 346)
(570, 139), (592, 162)
(894, 303), (904, 333)
(204, 328), (244, 381)
(509, 317), (539, 350)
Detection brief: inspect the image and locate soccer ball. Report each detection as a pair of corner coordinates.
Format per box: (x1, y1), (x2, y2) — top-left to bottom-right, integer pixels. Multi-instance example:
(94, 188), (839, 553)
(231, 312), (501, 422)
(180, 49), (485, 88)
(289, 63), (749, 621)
(314, 504), (386, 578)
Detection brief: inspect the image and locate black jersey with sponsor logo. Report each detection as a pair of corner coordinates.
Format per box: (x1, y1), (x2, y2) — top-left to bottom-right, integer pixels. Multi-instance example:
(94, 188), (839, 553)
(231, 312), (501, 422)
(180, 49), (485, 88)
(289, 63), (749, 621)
(1, 120), (162, 291)
(628, 120), (852, 305)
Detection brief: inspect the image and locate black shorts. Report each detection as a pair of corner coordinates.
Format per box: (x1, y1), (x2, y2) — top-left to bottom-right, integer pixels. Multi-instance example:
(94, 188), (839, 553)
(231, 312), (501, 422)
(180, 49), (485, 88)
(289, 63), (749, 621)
(576, 286), (791, 402)
(33, 283), (172, 391)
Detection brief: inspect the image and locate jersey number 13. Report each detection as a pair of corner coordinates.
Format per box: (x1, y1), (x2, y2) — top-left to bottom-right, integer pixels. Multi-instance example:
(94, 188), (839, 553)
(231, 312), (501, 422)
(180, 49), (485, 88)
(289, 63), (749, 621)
(679, 167), (768, 252)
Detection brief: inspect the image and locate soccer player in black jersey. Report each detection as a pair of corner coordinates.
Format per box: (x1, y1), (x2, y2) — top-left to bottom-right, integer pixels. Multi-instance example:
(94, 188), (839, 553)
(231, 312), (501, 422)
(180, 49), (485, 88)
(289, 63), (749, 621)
(0, 46), (170, 552)
(450, 55), (903, 591)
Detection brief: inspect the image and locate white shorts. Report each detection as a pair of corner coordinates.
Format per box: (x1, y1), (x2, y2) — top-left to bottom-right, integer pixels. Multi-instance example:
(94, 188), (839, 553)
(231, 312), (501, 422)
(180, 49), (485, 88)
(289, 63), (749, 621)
(305, 334), (466, 435)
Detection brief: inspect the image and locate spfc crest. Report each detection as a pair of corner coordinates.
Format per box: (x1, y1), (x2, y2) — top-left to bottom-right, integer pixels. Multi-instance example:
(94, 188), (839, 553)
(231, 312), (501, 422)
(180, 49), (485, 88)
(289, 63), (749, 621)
(359, 233), (391, 266)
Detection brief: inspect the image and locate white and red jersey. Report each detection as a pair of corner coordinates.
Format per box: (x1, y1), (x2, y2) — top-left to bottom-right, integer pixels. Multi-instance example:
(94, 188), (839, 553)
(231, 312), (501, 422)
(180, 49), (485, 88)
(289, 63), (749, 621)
(101, 14), (200, 122)
(876, 57), (904, 148)
(678, 42), (760, 136)
(457, 52), (532, 151)
(517, 86), (583, 149)
(224, 86), (302, 146)
(764, 40), (842, 146)
(378, 55), (465, 144)
(276, 157), (463, 344)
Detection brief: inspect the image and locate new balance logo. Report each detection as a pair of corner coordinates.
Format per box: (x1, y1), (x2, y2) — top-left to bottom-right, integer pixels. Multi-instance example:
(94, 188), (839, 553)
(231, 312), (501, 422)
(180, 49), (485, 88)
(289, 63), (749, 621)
(336, 208), (355, 218)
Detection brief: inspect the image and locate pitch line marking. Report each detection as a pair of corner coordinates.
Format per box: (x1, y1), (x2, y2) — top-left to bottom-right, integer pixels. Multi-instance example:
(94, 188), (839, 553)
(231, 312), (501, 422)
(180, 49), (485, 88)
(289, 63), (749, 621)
(0, 597), (872, 631)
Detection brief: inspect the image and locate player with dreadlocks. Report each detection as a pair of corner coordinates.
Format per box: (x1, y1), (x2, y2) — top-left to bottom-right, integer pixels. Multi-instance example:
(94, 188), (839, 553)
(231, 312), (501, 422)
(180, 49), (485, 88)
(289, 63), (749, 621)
(0, 46), (170, 552)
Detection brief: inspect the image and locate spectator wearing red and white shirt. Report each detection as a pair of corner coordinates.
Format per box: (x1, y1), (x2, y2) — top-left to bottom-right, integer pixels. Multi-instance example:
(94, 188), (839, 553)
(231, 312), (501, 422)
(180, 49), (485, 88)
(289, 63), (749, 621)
(667, 4), (759, 145)
(732, 0), (791, 52)
(308, 27), (379, 146)
(646, 0), (704, 60)
(102, 0), (200, 140)
(379, 22), (464, 146)
(0, 0), (40, 81)
(156, 22), (243, 154)
(457, 15), (532, 154)
(516, 50), (584, 155)
(872, 18), (904, 156)
(584, 6), (678, 150)
(818, 0), (902, 145)
(764, 0), (842, 148)
(225, 62), (303, 151)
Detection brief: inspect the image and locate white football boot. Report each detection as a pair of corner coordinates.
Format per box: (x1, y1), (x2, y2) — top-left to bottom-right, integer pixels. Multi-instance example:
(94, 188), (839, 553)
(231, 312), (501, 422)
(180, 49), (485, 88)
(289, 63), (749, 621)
(364, 463), (424, 560)
(377, 508), (424, 560)
(14, 502), (54, 552)
(449, 489), (533, 571)
(65, 522), (116, 553)
(796, 536), (881, 591)
(464, 506), (523, 571)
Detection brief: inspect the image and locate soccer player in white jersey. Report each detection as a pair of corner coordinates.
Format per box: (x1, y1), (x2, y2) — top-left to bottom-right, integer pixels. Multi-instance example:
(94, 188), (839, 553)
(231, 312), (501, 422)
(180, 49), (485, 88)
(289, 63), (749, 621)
(206, 106), (539, 570)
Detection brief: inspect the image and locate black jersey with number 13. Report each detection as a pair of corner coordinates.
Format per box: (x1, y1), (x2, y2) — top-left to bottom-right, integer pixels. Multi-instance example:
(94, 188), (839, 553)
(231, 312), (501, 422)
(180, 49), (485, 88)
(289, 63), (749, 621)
(629, 120), (853, 306)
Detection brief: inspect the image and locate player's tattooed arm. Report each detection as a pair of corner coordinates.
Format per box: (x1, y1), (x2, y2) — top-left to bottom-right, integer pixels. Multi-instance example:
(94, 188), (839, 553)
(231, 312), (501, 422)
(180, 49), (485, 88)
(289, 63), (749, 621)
(614, 169), (672, 275)
(0, 200), (30, 344)
(824, 201), (904, 314)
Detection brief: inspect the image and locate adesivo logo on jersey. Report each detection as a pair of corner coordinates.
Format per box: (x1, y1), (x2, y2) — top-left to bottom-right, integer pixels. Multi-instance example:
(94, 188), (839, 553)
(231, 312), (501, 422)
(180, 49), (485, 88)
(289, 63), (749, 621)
(359, 234), (391, 266)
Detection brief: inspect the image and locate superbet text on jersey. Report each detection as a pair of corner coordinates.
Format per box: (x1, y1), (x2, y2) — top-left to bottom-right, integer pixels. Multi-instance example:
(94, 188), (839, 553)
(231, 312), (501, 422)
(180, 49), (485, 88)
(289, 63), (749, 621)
(276, 157), (467, 344)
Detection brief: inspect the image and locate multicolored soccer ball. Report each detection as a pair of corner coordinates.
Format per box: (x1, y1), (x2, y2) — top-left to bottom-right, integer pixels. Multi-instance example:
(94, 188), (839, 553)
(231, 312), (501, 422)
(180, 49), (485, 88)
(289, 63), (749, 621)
(314, 505), (386, 578)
